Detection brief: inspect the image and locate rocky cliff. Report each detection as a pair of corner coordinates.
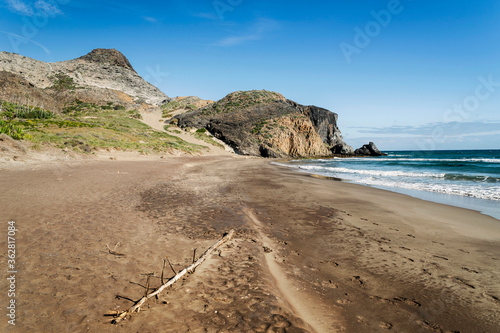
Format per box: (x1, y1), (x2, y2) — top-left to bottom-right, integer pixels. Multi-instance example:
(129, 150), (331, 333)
(174, 90), (354, 158)
(0, 49), (169, 107)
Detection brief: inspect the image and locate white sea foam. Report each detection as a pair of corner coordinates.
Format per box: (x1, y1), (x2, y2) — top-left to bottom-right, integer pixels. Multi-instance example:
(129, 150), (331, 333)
(296, 165), (446, 179)
(340, 157), (500, 163)
(272, 161), (500, 201)
(358, 178), (500, 201)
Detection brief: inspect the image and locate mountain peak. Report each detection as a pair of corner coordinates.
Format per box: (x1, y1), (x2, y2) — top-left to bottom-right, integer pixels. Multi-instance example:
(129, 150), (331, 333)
(78, 48), (135, 72)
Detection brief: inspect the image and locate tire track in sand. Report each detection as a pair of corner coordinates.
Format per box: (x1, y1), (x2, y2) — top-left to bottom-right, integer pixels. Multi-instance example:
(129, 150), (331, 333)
(244, 207), (340, 333)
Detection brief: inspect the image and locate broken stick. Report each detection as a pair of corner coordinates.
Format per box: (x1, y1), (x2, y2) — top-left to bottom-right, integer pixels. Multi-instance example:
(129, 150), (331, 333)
(106, 242), (126, 257)
(109, 229), (235, 324)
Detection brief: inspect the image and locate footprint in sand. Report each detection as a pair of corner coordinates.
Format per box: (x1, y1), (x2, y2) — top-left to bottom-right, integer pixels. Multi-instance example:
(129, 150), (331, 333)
(321, 280), (339, 289)
(319, 260), (339, 267)
(337, 299), (351, 305)
(262, 246), (272, 253)
(461, 267), (479, 274)
(483, 293), (500, 304)
(433, 255), (449, 261)
(379, 322), (393, 330)
(393, 297), (421, 307)
(351, 276), (364, 286)
(453, 277), (475, 289)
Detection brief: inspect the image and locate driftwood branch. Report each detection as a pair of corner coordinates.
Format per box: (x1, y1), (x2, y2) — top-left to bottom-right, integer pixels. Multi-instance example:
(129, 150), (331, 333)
(106, 242), (126, 257)
(166, 256), (177, 275)
(109, 229), (235, 324)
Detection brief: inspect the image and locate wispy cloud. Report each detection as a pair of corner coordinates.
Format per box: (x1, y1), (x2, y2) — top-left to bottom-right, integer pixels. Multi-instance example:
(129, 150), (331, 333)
(352, 121), (500, 137)
(35, 0), (62, 16)
(143, 16), (158, 23)
(6, 0), (63, 16)
(214, 18), (280, 47)
(6, 0), (34, 16)
(193, 12), (219, 20)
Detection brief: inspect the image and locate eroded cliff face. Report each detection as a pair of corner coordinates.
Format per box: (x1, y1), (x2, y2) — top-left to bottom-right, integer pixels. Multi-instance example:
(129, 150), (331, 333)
(257, 115), (331, 158)
(175, 90), (353, 158)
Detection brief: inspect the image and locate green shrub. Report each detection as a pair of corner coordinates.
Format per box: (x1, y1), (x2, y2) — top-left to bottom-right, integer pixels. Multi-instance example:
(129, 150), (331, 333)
(1, 100), (54, 119)
(195, 128), (207, 133)
(0, 120), (30, 140)
(128, 110), (142, 119)
(50, 73), (78, 91)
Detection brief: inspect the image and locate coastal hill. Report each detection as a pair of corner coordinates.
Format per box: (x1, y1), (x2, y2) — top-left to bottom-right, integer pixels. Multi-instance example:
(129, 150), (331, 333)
(0, 49), (169, 109)
(174, 90), (355, 158)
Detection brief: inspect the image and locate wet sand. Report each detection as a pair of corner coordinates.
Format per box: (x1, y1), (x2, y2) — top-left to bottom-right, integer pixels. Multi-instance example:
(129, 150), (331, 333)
(1, 156), (499, 332)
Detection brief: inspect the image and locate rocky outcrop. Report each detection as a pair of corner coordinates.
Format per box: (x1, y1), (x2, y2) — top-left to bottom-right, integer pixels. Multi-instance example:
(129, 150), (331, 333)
(77, 48), (135, 72)
(0, 49), (169, 106)
(175, 90), (352, 158)
(354, 142), (387, 156)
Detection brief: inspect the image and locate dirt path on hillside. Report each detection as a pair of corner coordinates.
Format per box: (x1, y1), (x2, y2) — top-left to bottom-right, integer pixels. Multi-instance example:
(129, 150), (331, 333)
(140, 107), (234, 156)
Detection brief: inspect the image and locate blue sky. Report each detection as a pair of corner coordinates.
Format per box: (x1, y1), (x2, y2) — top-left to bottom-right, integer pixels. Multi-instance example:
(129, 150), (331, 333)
(1, 0), (499, 150)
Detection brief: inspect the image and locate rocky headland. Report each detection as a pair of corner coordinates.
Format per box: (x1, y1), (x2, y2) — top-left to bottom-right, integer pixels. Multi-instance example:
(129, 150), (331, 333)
(174, 90), (358, 158)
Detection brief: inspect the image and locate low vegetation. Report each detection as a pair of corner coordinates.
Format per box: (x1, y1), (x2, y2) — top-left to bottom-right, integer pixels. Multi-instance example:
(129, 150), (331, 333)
(161, 100), (197, 118)
(49, 72), (78, 91)
(192, 128), (224, 149)
(201, 90), (284, 116)
(0, 99), (203, 154)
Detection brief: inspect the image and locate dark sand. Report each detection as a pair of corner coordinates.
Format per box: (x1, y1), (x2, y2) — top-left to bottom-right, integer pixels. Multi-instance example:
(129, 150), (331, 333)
(1, 156), (499, 332)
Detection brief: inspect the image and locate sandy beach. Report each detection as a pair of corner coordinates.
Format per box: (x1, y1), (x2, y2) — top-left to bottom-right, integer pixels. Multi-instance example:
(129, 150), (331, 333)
(1, 156), (499, 332)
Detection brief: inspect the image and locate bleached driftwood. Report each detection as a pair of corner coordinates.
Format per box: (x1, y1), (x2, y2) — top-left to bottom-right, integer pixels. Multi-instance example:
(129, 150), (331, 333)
(110, 229), (235, 324)
(106, 242), (126, 257)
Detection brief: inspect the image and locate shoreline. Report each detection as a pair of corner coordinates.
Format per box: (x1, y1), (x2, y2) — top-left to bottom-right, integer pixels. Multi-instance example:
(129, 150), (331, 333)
(1, 156), (499, 332)
(274, 160), (500, 222)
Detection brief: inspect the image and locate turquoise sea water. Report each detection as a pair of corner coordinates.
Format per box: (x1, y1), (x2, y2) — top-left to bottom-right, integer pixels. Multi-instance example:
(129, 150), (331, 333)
(278, 150), (500, 220)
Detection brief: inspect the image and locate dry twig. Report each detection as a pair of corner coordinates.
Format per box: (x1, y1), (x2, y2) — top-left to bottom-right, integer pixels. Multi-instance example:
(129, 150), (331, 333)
(106, 242), (126, 257)
(109, 229), (235, 324)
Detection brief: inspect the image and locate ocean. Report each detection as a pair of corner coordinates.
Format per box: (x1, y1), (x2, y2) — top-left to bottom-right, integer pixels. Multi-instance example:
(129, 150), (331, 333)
(278, 150), (500, 220)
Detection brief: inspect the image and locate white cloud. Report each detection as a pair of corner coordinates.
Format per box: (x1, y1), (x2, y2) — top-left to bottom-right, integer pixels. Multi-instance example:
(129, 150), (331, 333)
(345, 121), (500, 150)
(193, 12), (219, 20)
(143, 16), (158, 23)
(35, 0), (62, 17)
(214, 18), (280, 47)
(6, 0), (34, 16)
(5, 0), (63, 16)
(216, 34), (260, 47)
(351, 121), (500, 137)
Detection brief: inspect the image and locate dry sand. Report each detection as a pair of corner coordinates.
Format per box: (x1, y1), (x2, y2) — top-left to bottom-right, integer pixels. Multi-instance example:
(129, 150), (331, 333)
(1, 156), (499, 332)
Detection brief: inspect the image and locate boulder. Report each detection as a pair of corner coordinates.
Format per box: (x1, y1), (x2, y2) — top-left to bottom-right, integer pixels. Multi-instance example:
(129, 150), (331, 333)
(354, 142), (387, 156)
(331, 143), (354, 155)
